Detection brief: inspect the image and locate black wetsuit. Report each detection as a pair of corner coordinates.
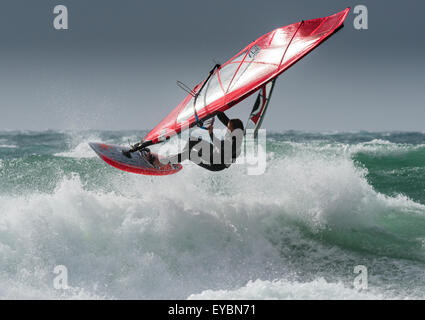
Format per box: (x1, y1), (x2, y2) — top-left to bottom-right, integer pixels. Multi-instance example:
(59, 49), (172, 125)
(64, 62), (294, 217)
(170, 112), (242, 172)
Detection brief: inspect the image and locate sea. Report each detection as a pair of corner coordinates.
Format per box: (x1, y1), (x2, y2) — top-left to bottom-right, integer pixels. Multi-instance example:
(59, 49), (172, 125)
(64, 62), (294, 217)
(1, 130), (425, 299)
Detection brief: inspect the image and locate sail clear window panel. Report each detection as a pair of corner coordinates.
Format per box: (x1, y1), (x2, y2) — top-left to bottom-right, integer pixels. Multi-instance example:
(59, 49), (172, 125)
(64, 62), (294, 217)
(254, 47), (285, 65)
(228, 61), (252, 92)
(177, 72), (224, 123)
(218, 62), (240, 93)
(195, 72), (224, 109)
(228, 63), (275, 93)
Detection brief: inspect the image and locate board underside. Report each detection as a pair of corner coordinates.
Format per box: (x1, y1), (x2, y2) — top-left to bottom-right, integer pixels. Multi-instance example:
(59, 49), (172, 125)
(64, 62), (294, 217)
(89, 142), (182, 176)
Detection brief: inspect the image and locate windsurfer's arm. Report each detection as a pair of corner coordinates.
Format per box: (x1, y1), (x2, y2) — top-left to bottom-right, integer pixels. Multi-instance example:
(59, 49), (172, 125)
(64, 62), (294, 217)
(216, 111), (229, 126)
(208, 124), (222, 151)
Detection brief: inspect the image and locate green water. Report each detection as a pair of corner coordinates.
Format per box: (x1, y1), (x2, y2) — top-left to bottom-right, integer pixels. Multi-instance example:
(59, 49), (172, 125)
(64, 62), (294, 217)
(1, 130), (425, 299)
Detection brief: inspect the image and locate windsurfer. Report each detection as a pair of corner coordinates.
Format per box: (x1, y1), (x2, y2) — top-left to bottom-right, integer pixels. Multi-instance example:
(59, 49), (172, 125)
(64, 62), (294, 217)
(148, 112), (244, 172)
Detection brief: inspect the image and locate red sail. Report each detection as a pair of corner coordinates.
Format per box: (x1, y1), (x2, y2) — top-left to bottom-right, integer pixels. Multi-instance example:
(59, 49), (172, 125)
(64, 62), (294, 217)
(144, 8), (350, 143)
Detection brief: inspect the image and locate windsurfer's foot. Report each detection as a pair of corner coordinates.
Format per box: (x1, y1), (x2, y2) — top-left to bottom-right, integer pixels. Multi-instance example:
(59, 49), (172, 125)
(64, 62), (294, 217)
(146, 151), (161, 169)
(122, 150), (132, 158)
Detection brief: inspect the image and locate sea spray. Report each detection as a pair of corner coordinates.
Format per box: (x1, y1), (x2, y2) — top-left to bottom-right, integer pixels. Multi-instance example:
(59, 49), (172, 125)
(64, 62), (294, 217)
(1, 130), (425, 299)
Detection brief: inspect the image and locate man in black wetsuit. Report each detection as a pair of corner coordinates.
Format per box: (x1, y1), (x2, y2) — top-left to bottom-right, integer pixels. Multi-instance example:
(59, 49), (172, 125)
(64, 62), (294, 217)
(148, 112), (244, 172)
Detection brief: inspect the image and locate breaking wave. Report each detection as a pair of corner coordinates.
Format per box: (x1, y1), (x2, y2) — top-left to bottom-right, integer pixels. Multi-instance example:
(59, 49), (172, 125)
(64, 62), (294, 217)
(1, 131), (425, 299)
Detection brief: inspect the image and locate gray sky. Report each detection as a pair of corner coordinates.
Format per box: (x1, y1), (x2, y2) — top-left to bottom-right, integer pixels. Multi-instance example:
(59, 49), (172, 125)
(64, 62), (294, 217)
(0, 0), (424, 131)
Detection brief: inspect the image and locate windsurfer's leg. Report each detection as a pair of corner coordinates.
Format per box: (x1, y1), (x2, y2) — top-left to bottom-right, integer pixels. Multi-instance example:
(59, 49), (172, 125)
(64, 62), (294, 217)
(158, 138), (202, 165)
(190, 142), (228, 171)
(188, 139), (216, 166)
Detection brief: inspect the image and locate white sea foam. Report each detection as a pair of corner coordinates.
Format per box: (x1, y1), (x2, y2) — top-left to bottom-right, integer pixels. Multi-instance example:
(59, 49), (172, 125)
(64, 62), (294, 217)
(54, 132), (102, 159)
(54, 133), (143, 159)
(188, 278), (388, 300)
(1, 144), (425, 299)
(55, 142), (97, 158)
(0, 144), (17, 149)
(0, 138), (17, 149)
